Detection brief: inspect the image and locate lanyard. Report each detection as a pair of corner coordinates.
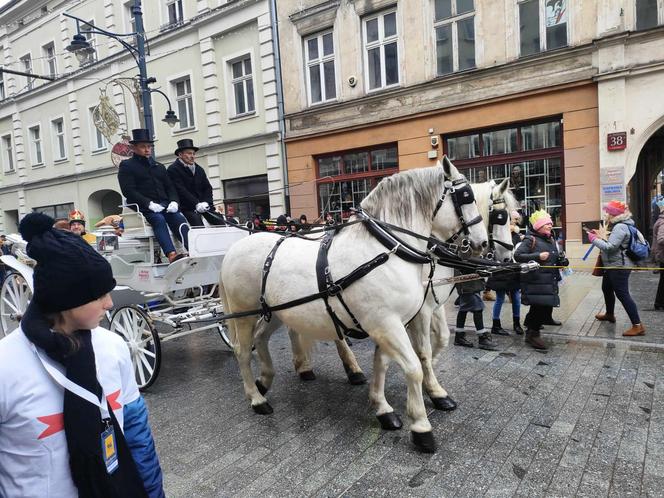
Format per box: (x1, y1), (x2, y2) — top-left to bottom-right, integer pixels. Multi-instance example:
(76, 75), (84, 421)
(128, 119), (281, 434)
(32, 344), (110, 420)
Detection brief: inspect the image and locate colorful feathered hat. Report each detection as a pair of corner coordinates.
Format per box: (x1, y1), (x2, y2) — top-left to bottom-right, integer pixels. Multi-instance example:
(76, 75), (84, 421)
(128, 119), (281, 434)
(68, 209), (86, 226)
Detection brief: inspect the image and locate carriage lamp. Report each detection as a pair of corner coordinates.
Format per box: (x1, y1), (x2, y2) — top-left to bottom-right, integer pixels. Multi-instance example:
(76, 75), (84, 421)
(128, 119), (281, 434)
(66, 33), (96, 65)
(162, 110), (179, 128)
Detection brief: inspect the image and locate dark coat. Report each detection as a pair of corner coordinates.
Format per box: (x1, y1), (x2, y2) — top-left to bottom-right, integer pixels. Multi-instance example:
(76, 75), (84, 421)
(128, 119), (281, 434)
(166, 159), (214, 212)
(455, 270), (485, 294)
(118, 154), (179, 212)
(513, 230), (564, 307)
(487, 230), (523, 292)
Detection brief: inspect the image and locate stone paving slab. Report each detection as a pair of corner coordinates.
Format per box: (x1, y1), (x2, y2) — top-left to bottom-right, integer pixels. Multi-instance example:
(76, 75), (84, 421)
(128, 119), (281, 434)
(144, 311), (664, 497)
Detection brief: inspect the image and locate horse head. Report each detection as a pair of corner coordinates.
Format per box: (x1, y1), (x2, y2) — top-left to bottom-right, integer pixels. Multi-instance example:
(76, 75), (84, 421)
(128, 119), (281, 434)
(487, 178), (517, 262)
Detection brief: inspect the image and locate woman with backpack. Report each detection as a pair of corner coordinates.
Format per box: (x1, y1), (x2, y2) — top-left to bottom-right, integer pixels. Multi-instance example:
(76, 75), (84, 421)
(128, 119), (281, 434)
(588, 200), (646, 336)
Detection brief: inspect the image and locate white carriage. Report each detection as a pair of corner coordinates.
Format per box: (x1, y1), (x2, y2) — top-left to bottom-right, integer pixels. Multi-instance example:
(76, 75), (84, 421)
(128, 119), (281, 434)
(0, 209), (247, 390)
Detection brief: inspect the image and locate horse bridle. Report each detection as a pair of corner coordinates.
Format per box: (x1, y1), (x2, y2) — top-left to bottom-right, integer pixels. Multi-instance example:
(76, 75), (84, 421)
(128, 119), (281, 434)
(487, 194), (514, 260)
(432, 177), (484, 243)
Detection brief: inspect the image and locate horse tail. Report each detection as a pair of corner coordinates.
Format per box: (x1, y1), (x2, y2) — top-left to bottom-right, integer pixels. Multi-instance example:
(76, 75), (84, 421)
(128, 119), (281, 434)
(218, 276), (237, 348)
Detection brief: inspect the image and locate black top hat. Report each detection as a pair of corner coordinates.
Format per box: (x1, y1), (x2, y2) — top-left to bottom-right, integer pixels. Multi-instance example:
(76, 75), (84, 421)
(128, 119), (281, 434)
(129, 128), (155, 144)
(174, 138), (199, 156)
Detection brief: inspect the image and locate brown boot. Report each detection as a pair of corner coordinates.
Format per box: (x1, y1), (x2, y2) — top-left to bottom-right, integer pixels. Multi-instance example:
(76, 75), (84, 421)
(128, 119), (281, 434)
(623, 324), (645, 337)
(525, 329), (548, 350)
(595, 313), (616, 323)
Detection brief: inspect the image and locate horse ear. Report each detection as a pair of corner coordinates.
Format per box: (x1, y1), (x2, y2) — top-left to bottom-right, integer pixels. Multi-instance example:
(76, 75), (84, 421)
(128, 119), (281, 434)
(498, 177), (509, 193)
(441, 155), (458, 179)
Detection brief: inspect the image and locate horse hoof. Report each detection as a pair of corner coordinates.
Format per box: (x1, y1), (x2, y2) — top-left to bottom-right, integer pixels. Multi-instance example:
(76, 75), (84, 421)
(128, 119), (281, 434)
(411, 431), (437, 453)
(431, 396), (457, 411)
(299, 370), (316, 381)
(255, 379), (268, 395)
(377, 412), (403, 431)
(348, 372), (367, 385)
(252, 402), (273, 415)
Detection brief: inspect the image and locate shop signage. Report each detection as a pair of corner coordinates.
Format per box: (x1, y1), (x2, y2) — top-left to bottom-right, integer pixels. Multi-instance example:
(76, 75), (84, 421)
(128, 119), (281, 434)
(599, 167), (624, 185)
(601, 184), (624, 200)
(607, 132), (627, 151)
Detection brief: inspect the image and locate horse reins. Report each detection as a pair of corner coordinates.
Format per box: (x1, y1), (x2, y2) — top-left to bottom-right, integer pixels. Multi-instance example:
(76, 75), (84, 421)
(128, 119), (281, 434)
(487, 194), (514, 260)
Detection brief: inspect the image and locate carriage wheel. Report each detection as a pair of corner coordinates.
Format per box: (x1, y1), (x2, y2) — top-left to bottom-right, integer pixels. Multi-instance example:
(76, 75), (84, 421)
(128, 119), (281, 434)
(111, 305), (161, 390)
(0, 272), (32, 337)
(216, 323), (233, 349)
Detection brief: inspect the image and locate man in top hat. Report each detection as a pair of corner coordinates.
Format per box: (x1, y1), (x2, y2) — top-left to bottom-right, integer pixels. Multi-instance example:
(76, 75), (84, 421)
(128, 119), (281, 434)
(117, 128), (189, 264)
(167, 138), (224, 227)
(68, 209), (97, 244)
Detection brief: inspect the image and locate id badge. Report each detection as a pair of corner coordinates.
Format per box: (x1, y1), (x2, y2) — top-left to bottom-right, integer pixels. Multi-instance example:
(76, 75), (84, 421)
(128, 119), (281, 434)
(101, 423), (119, 474)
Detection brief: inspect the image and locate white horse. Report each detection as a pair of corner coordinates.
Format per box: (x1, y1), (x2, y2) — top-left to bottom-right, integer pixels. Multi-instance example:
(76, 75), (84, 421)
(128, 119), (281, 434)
(287, 180), (518, 410)
(219, 158), (488, 452)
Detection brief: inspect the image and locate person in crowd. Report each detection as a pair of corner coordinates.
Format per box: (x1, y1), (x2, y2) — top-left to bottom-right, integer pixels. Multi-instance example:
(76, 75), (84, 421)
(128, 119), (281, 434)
(247, 213), (266, 232)
(588, 200), (646, 336)
(167, 139), (223, 227)
(488, 210), (525, 336)
(0, 212), (164, 498)
(514, 210), (568, 350)
(68, 209), (97, 244)
(0, 234), (9, 256)
(454, 273), (499, 351)
(95, 214), (125, 237)
(325, 212), (336, 226)
(653, 199), (664, 310)
(118, 129), (189, 264)
(298, 214), (310, 231)
(275, 214), (289, 232)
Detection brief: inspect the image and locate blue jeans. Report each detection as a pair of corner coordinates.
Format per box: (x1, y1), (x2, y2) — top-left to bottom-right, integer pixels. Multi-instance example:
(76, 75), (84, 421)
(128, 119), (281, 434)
(602, 270), (640, 325)
(493, 289), (521, 320)
(143, 211), (190, 255)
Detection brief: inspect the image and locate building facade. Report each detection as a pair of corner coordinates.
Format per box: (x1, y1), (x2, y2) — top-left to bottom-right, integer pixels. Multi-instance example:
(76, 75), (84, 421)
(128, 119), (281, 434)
(0, 0), (287, 233)
(277, 0), (664, 260)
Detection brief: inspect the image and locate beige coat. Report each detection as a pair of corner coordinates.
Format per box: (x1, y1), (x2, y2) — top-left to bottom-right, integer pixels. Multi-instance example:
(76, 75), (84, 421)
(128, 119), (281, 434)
(652, 214), (664, 262)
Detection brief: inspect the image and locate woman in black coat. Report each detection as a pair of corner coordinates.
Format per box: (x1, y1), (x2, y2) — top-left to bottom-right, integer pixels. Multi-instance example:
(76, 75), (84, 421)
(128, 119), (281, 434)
(513, 210), (568, 350)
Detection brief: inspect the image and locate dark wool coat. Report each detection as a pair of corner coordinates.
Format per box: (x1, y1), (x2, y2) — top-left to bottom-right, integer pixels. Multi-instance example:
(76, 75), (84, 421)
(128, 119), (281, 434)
(118, 154), (179, 212)
(513, 230), (562, 307)
(166, 160), (214, 212)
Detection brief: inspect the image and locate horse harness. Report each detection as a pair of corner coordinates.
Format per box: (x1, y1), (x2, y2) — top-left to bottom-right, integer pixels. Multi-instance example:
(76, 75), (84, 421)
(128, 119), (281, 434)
(487, 195), (514, 258)
(433, 178), (483, 243)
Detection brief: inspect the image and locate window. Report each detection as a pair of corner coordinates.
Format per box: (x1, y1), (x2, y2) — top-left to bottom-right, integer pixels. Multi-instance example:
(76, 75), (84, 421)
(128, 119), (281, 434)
(519, 0), (567, 57)
(636, 0), (658, 30)
(173, 77), (195, 129)
(125, 1), (136, 32)
(90, 107), (108, 151)
(364, 10), (399, 91)
(81, 21), (97, 63)
(33, 203), (74, 221)
(0, 74), (4, 100)
(52, 118), (66, 160)
(434, 0), (476, 75)
(444, 120), (563, 228)
(304, 31), (337, 105)
(20, 54), (33, 90)
(316, 144), (399, 222)
(2, 134), (14, 173)
(28, 125), (43, 166)
(230, 56), (255, 117)
(223, 175), (269, 223)
(166, 0), (184, 26)
(42, 42), (57, 78)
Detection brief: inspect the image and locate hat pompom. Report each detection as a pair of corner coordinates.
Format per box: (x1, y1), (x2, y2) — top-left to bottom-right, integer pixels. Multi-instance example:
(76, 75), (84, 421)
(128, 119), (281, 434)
(19, 212), (55, 242)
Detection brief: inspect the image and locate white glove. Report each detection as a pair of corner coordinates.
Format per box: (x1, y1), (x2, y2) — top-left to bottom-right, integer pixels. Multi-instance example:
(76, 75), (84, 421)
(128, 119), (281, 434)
(166, 201), (179, 213)
(195, 202), (209, 213)
(148, 201), (165, 213)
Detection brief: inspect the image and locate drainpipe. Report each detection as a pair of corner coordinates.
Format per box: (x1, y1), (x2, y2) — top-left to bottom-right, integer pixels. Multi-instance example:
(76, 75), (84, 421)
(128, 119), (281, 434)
(269, 0), (290, 213)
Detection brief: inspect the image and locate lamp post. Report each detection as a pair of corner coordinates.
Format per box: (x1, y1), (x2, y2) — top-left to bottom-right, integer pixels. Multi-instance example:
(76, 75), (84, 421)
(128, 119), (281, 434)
(64, 0), (178, 141)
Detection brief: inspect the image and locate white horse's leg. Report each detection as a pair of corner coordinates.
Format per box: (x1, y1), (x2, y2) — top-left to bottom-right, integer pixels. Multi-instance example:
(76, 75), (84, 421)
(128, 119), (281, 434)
(371, 320), (436, 453)
(430, 306), (450, 360)
(407, 311), (456, 412)
(288, 328), (317, 381)
(254, 318), (282, 393)
(231, 316), (273, 414)
(335, 339), (367, 385)
(369, 344), (397, 424)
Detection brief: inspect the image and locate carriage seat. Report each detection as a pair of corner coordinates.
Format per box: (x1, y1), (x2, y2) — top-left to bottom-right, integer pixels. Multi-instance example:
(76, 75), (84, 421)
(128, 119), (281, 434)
(121, 206), (154, 238)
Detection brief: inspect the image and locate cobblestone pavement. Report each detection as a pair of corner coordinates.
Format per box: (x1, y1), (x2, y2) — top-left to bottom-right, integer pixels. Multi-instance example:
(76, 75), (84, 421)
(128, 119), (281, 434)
(145, 271), (664, 497)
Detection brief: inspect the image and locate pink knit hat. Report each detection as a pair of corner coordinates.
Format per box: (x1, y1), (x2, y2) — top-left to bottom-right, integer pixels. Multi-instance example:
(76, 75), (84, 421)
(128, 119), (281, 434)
(529, 210), (553, 231)
(603, 200), (627, 216)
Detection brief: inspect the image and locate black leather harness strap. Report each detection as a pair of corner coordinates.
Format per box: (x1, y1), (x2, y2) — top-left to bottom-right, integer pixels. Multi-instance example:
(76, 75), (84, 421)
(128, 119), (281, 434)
(260, 235), (289, 321)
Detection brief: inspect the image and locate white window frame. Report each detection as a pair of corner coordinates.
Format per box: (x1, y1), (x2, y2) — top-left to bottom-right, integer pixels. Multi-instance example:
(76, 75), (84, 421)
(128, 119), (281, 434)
(20, 53), (33, 90)
(362, 9), (401, 92)
(169, 73), (196, 132)
(303, 30), (338, 106)
(51, 116), (67, 161)
(634, 0), (664, 29)
(0, 75), (4, 100)
(165, 0), (184, 26)
(81, 19), (98, 64)
(433, 1), (476, 75)
(1, 133), (14, 173)
(124, 1), (137, 33)
(517, 0), (569, 56)
(226, 52), (256, 119)
(27, 124), (44, 167)
(89, 106), (108, 152)
(42, 41), (57, 78)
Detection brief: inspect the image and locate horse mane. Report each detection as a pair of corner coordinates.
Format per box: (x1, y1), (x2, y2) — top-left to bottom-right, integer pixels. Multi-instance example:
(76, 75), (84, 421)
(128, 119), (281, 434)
(360, 166), (444, 228)
(469, 181), (493, 224)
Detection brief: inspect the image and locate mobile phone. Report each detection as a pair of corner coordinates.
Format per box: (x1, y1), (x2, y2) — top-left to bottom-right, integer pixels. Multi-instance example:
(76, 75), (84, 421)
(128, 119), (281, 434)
(582, 226), (591, 233)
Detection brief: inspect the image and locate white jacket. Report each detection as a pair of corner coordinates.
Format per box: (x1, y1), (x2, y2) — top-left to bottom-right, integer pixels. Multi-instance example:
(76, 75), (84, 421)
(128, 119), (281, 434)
(0, 327), (140, 498)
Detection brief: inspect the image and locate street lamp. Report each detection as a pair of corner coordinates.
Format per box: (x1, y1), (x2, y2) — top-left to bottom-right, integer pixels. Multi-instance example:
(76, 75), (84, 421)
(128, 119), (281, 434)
(64, 1), (176, 146)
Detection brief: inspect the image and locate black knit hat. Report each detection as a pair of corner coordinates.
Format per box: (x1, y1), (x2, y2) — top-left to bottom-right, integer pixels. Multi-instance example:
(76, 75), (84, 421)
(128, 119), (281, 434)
(19, 212), (116, 313)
